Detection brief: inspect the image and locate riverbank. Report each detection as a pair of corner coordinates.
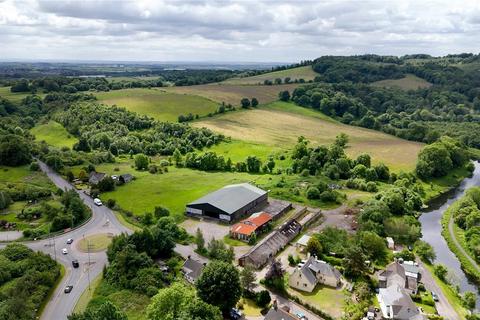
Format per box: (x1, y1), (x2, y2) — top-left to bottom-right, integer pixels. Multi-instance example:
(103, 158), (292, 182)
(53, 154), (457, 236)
(441, 193), (480, 284)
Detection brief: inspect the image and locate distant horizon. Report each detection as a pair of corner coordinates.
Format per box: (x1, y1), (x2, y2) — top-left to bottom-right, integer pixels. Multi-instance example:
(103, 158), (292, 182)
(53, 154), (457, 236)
(0, 51), (479, 66)
(2, 0), (480, 62)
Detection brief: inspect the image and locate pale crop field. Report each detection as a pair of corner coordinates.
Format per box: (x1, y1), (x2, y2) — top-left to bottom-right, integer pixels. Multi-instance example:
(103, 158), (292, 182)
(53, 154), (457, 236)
(195, 102), (423, 172)
(162, 83), (299, 106)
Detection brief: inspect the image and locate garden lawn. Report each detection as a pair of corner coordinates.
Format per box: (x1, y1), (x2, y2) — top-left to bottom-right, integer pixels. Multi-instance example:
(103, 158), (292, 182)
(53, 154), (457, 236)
(238, 298), (263, 316)
(195, 101), (423, 172)
(31, 120), (77, 149)
(95, 88), (219, 122)
(288, 285), (345, 318)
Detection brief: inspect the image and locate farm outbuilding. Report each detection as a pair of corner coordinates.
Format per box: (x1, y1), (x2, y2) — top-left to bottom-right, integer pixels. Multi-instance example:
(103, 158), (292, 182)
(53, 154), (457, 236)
(185, 183), (268, 222)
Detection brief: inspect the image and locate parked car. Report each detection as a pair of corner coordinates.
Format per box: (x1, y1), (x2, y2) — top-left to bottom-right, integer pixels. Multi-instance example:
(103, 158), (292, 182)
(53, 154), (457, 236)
(64, 285), (73, 293)
(432, 292), (439, 302)
(62, 248), (68, 255)
(230, 308), (243, 319)
(94, 198), (103, 206)
(66, 238), (73, 244)
(72, 260), (79, 268)
(296, 312), (307, 319)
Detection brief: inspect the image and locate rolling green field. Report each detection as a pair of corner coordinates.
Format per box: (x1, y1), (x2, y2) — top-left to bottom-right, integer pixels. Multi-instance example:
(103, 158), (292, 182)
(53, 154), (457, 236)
(95, 88), (219, 122)
(0, 86), (44, 104)
(195, 101), (423, 172)
(71, 157), (349, 218)
(30, 120), (77, 149)
(163, 83), (299, 106)
(221, 66), (318, 85)
(371, 74), (432, 90)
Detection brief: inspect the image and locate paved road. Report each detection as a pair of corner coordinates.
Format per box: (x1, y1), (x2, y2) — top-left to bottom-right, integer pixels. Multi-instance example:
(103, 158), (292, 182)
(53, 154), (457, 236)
(417, 259), (459, 320)
(0, 161), (132, 320)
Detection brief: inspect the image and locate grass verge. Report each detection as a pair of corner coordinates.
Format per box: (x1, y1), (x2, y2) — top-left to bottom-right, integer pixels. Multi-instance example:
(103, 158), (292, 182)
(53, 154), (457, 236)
(73, 273), (103, 314)
(441, 202), (480, 284)
(38, 263), (66, 318)
(77, 233), (113, 252)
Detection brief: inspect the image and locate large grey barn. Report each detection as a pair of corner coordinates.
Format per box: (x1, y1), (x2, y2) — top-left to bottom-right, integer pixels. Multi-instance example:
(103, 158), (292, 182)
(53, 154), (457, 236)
(185, 183), (268, 222)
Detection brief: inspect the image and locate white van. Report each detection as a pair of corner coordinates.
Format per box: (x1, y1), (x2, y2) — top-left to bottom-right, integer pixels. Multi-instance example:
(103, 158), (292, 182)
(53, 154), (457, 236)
(93, 198), (103, 206)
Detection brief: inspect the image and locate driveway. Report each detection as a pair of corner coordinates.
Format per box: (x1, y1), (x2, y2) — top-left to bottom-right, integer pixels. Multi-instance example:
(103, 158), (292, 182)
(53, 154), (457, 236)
(180, 218), (230, 241)
(417, 259), (459, 320)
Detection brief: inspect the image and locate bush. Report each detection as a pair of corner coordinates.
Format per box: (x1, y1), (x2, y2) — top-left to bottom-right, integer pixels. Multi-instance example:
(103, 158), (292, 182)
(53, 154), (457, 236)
(106, 198), (116, 209)
(366, 181), (378, 192)
(256, 290), (271, 308)
(29, 162), (40, 171)
(306, 186), (321, 199)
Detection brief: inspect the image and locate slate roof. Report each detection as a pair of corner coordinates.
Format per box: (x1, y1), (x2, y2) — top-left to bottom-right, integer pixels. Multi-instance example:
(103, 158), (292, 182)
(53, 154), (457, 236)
(88, 172), (106, 185)
(187, 183), (267, 215)
(300, 256), (341, 285)
(378, 284), (423, 320)
(119, 173), (133, 183)
(182, 257), (205, 282)
(264, 308), (297, 320)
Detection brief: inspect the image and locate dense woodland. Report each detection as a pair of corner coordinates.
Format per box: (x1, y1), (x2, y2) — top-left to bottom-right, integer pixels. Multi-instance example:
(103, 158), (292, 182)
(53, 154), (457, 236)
(0, 244), (61, 320)
(279, 54), (480, 148)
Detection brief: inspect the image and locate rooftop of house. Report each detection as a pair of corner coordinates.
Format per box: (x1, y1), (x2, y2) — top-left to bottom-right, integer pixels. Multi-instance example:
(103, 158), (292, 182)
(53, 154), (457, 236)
(264, 308), (297, 320)
(88, 171), (106, 184)
(182, 257), (205, 281)
(296, 256), (341, 284)
(378, 284), (423, 320)
(380, 260), (420, 281)
(230, 212), (272, 236)
(187, 183), (267, 215)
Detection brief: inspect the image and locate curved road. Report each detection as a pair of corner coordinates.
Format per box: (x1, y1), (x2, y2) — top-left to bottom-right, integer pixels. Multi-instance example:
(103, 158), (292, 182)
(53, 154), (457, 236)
(0, 161), (132, 320)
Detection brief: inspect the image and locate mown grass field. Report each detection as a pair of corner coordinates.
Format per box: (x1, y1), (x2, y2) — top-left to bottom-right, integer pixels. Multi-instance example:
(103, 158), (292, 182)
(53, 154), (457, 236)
(195, 101), (423, 172)
(77, 233), (113, 252)
(372, 74), (432, 90)
(222, 66), (318, 85)
(95, 88), (219, 122)
(163, 83), (299, 106)
(71, 157), (351, 218)
(31, 120), (77, 149)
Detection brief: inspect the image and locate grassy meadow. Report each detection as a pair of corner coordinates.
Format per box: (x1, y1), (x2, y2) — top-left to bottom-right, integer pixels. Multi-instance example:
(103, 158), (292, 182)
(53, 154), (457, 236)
(195, 101), (423, 172)
(163, 83), (299, 106)
(222, 66), (318, 85)
(371, 74), (432, 90)
(95, 88), (219, 122)
(0, 86), (45, 104)
(31, 120), (77, 149)
(70, 157), (357, 219)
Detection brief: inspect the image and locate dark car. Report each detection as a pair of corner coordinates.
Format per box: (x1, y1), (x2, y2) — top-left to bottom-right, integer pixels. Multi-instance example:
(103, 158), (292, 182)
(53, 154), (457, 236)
(72, 260), (79, 268)
(64, 285), (73, 293)
(230, 308), (243, 319)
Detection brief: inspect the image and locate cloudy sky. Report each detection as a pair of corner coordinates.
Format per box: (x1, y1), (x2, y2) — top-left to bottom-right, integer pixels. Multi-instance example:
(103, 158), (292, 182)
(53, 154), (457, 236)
(1, 0), (480, 63)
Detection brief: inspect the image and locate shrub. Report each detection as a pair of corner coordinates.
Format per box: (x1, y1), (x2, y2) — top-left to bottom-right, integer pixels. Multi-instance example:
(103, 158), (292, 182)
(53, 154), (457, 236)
(306, 186), (321, 199)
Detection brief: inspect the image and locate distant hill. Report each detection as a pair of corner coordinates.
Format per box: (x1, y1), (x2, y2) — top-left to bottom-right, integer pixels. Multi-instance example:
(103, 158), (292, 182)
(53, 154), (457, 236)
(371, 74), (432, 91)
(221, 66), (318, 85)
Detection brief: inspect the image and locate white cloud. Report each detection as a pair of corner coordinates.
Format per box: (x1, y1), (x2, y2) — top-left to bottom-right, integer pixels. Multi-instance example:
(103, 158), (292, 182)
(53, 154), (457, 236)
(0, 0), (479, 62)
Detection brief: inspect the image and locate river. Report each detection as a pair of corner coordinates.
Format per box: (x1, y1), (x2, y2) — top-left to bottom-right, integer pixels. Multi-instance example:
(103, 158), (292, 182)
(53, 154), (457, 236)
(419, 161), (480, 306)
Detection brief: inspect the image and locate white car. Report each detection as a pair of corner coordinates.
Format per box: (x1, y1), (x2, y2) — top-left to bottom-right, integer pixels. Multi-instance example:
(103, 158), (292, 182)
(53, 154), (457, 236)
(62, 248), (68, 255)
(93, 198), (103, 206)
(66, 238), (73, 244)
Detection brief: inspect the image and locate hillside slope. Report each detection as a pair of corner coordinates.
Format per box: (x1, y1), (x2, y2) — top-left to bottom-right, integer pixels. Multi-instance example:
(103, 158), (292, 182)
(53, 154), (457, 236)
(194, 101), (423, 172)
(221, 66), (318, 85)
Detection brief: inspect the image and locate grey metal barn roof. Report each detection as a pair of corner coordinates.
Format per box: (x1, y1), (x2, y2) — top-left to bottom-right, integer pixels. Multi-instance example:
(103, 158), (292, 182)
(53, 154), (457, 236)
(187, 183), (267, 215)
